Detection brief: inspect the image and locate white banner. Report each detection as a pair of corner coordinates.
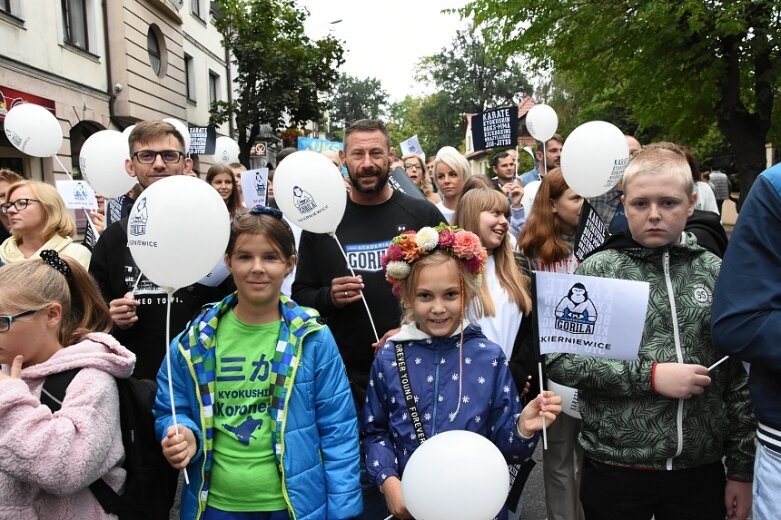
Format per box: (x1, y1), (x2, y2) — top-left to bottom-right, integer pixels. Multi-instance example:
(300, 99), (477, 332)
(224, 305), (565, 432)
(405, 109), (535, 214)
(241, 167), (268, 208)
(535, 271), (648, 361)
(547, 379), (581, 419)
(56, 180), (98, 210)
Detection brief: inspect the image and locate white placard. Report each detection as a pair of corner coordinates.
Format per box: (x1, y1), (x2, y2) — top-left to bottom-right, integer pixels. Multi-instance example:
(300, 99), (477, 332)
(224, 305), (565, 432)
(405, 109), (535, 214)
(56, 180), (98, 210)
(535, 271), (649, 361)
(547, 379), (581, 419)
(241, 168), (268, 208)
(197, 257), (230, 287)
(400, 134), (425, 159)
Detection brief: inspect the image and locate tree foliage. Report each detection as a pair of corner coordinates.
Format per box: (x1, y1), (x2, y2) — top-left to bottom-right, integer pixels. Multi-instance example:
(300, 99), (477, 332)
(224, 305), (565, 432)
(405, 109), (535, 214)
(210, 0), (344, 165)
(416, 26), (533, 150)
(386, 93), (464, 156)
(462, 0), (781, 200)
(329, 74), (388, 133)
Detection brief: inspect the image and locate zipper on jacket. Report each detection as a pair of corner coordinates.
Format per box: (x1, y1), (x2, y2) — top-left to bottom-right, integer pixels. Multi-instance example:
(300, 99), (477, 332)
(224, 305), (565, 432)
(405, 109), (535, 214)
(431, 344), (441, 436)
(663, 250), (685, 470)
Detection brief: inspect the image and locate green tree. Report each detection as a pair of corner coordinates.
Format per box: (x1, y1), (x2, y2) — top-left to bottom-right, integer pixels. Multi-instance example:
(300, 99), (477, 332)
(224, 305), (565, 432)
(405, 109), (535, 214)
(387, 93), (463, 156)
(463, 0), (781, 202)
(417, 26), (533, 149)
(329, 74), (389, 133)
(211, 0), (344, 165)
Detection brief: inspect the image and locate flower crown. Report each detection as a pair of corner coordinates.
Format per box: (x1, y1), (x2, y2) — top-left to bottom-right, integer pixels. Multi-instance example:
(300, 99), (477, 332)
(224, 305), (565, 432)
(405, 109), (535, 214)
(381, 223), (487, 297)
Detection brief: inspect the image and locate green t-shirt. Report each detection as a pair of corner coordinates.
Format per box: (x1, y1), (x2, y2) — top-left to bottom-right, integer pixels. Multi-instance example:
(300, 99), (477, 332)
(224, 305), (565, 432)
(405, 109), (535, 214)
(207, 310), (286, 512)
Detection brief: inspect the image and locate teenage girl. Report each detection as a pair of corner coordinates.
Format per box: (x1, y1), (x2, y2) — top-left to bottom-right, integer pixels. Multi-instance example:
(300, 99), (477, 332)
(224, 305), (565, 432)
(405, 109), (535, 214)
(155, 206), (362, 520)
(0, 250), (133, 519)
(362, 224), (561, 519)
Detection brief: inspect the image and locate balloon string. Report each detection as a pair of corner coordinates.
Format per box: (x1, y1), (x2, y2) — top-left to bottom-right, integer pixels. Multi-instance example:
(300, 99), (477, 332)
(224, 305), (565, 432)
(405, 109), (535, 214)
(542, 140), (548, 179)
(53, 155), (101, 239)
(165, 288), (190, 485)
(329, 232), (380, 343)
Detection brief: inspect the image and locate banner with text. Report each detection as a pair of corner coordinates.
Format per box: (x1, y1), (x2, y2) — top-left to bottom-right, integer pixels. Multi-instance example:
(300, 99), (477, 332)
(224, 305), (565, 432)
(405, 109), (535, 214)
(471, 106), (518, 151)
(535, 271), (648, 361)
(574, 201), (610, 261)
(188, 125), (216, 155)
(241, 168), (269, 208)
(297, 137), (343, 153)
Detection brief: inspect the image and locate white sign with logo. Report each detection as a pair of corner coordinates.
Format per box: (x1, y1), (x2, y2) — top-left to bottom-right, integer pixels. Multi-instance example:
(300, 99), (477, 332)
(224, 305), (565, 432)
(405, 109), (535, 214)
(535, 271), (649, 361)
(241, 168), (268, 208)
(56, 180), (98, 210)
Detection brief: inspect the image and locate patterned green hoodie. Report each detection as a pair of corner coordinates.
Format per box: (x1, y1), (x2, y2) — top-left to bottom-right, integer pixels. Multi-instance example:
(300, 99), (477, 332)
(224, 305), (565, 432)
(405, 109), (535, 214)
(547, 232), (755, 480)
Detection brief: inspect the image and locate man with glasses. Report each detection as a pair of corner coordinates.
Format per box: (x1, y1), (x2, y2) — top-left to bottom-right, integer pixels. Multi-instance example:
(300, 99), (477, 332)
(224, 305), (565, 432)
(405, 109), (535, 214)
(89, 120), (232, 380)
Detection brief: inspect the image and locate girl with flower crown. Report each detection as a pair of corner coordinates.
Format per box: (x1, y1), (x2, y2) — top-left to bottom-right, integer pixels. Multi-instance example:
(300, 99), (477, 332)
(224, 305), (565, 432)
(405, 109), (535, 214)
(154, 206), (362, 520)
(361, 224), (562, 519)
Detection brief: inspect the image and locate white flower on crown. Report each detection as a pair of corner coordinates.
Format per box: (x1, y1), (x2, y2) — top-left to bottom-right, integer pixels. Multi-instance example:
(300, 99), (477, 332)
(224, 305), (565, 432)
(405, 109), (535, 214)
(415, 227), (439, 251)
(386, 261), (411, 280)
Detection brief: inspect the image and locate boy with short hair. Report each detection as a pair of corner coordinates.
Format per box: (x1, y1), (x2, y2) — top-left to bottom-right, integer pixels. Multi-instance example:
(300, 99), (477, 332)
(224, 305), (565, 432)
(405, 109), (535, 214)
(547, 147), (755, 520)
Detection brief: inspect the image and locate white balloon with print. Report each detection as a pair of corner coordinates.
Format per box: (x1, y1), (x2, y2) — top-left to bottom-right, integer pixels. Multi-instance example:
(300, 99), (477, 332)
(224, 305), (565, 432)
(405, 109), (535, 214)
(272, 150), (346, 234)
(127, 175), (230, 290)
(163, 118), (191, 155)
(3, 102), (63, 157)
(402, 430), (510, 520)
(526, 103), (558, 142)
(212, 136), (241, 164)
(560, 120), (630, 198)
(80, 130), (137, 198)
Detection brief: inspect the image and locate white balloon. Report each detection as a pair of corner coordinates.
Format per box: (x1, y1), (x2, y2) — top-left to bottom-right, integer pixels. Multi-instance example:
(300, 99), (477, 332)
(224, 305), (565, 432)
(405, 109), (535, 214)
(79, 130), (137, 198)
(560, 121), (630, 198)
(127, 176), (230, 289)
(163, 118), (191, 155)
(402, 430), (510, 520)
(525, 103), (558, 142)
(273, 151), (346, 234)
(212, 136), (241, 164)
(3, 103), (63, 157)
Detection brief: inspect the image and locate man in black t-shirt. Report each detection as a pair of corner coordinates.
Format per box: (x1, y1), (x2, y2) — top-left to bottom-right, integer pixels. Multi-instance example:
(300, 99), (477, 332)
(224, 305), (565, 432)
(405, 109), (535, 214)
(293, 120), (444, 396)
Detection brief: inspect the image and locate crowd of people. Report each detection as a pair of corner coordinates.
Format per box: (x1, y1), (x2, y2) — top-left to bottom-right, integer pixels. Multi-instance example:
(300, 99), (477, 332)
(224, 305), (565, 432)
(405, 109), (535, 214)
(0, 117), (776, 520)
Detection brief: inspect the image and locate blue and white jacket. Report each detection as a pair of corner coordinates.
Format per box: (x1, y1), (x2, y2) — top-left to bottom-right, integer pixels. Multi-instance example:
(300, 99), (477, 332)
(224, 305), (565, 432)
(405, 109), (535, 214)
(154, 293), (362, 520)
(713, 162), (781, 452)
(361, 322), (538, 488)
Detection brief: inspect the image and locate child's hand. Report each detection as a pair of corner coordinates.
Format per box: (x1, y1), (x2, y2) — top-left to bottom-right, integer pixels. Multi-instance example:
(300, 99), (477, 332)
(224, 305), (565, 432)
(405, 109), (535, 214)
(380, 476), (412, 519)
(0, 355), (23, 381)
(518, 390), (562, 437)
(653, 362), (710, 399)
(521, 375), (532, 397)
(161, 425), (196, 469)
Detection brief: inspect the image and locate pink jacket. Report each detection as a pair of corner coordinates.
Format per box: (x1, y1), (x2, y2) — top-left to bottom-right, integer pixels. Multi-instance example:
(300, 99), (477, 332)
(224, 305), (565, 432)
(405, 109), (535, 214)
(0, 333), (135, 520)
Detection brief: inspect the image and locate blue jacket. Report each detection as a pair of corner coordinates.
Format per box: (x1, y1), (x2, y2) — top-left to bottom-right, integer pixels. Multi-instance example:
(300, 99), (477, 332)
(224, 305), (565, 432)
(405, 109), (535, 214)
(154, 294), (362, 520)
(713, 163), (781, 445)
(361, 323), (538, 488)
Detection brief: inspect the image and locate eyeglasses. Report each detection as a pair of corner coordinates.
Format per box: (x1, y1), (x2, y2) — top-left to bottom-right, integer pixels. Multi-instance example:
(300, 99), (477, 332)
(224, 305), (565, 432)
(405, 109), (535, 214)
(0, 309), (38, 332)
(404, 164), (422, 171)
(0, 198), (40, 214)
(131, 150), (185, 164)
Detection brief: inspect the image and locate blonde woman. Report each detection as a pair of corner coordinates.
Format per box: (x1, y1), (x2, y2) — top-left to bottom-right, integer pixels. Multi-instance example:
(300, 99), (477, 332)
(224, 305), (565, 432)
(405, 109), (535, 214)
(433, 146), (471, 223)
(0, 180), (91, 268)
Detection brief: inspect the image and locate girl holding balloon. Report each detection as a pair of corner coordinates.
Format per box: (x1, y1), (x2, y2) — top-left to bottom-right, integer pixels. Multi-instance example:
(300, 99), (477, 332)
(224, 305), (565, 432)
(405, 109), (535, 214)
(362, 224), (561, 519)
(154, 206), (362, 520)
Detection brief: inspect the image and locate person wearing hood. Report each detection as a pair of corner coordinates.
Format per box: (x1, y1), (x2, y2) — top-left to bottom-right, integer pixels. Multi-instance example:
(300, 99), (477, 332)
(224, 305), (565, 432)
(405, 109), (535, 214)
(0, 180), (91, 269)
(547, 147), (755, 520)
(0, 250), (135, 519)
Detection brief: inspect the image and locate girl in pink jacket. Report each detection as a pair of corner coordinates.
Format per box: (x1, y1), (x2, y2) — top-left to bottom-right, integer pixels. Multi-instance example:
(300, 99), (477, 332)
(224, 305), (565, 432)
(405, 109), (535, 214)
(0, 250), (135, 520)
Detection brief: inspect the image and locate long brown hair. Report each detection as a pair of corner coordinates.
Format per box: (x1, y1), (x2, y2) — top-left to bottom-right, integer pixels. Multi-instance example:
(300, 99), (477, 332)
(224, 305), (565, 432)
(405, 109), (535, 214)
(0, 255), (111, 346)
(519, 167), (574, 264)
(206, 164), (242, 218)
(456, 188), (532, 314)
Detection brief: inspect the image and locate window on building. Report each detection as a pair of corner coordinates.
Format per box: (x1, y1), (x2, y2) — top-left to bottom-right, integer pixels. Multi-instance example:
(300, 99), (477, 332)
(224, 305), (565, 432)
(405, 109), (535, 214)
(62, 0), (88, 50)
(191, 0), (200, 18)
(0, 1), (11, 13)
(208, 71), (220, 105)
(147, 26), (163, 76)
(185, 54), (195, 101)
